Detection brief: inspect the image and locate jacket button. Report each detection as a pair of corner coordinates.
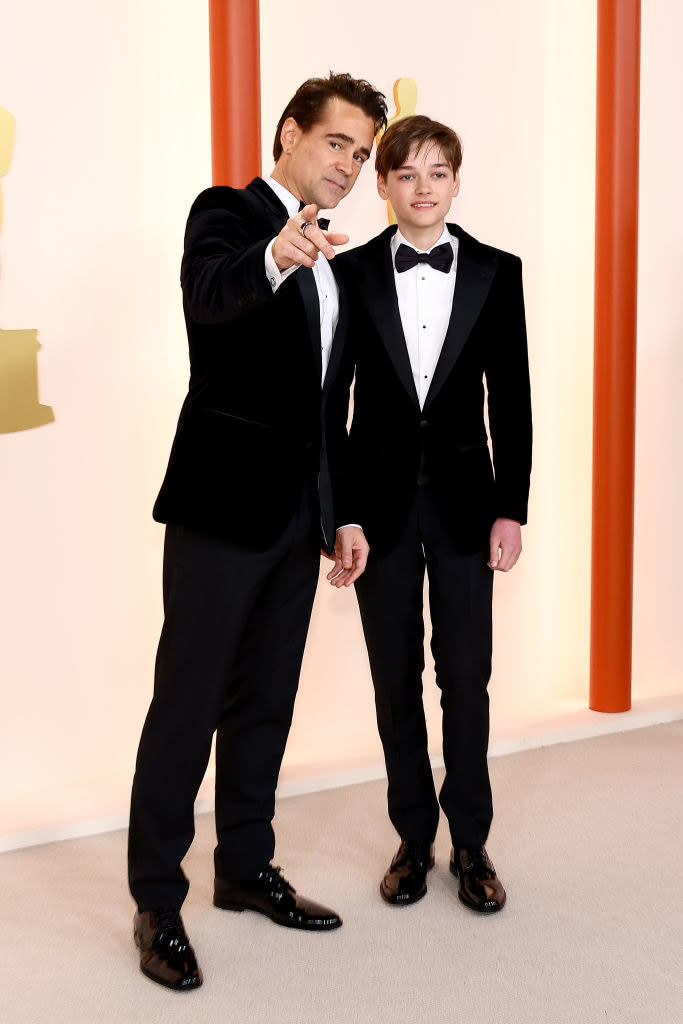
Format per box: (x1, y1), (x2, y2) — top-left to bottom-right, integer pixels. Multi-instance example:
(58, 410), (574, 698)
(420, 419), (430, 430)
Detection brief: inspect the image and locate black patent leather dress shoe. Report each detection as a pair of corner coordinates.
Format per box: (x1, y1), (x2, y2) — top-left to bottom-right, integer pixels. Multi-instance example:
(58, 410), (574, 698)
(214, 864), (342, 930)
(380, 840), (435, 905)
(450, 846), (506, 913)
(133, 909), (202, 990)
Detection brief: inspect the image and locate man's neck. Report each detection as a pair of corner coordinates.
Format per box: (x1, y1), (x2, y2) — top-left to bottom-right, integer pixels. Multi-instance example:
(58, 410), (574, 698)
(396, 219), (447, 251)
(270, 165), (303, 203)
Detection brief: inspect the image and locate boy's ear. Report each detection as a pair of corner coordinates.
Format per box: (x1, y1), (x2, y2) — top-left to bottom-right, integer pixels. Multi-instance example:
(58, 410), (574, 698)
(452, 170), (461, 198)
(377, 173), (389, 201)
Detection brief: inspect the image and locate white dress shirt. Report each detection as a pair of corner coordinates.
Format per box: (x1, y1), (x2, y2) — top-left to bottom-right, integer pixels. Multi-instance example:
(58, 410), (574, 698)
(262, 176), (339, 385)
(391, 226), (459, 409)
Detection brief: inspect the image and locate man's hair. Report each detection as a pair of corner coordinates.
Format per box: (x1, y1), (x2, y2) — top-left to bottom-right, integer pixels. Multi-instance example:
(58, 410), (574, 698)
(273, 72), (387, 161)
(375, 115), (463, 179)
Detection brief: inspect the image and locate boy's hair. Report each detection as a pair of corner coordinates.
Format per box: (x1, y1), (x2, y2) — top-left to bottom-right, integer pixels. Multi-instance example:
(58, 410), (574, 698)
(273, 72), (387, 161)
(376, 115), (463, 179)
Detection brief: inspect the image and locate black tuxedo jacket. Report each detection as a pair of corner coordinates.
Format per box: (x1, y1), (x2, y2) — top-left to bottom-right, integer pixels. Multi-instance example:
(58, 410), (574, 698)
(331, 223), (532, 555)
(153, 177), (350, 552)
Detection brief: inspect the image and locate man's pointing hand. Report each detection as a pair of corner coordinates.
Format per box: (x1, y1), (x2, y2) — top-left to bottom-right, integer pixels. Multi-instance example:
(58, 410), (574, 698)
(272, 204), (349, 271)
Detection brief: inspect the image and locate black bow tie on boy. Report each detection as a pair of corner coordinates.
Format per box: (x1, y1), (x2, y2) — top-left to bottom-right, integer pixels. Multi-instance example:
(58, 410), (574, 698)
(298, 200), (330, 232)
(394, 241), (453, 274)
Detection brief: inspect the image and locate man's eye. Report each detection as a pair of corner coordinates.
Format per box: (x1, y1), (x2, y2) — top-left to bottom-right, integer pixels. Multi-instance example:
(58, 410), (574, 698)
(330, 141), (341, 150)
(354, 153), (364, 163)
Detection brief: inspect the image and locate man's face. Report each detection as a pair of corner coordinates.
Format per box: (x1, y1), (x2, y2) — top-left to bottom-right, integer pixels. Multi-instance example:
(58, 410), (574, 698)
(281, 98), (376, 210)
(378, 143), (459, 233)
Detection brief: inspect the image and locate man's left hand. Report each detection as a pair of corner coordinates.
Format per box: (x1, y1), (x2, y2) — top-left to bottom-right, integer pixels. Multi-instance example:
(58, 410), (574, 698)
(488, 518), (522, 571)
(323, 527), (370, 587)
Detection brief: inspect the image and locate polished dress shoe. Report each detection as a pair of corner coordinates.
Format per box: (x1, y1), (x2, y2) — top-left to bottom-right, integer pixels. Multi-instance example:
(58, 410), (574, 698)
(450, 846), (506, 913)
(380, 840), (435, 905)
(214, 864), (342, 930)
(133, 909), (202, 990)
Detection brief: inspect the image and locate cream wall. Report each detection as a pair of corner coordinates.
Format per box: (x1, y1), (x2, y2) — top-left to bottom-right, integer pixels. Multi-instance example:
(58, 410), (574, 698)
(0, 0), (680, 844)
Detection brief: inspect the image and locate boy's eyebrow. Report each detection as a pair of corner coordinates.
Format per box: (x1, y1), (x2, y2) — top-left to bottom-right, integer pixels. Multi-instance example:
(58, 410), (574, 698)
(396, 162), (450, 171)
(325, 133), (371, 158)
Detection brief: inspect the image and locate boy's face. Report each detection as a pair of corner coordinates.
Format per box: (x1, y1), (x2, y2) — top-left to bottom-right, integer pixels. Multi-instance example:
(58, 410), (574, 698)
(378, 142), (459, 233)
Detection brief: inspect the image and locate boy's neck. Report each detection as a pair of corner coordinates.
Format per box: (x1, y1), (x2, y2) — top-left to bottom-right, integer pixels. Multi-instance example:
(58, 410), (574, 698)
(395, 218), (447, 252)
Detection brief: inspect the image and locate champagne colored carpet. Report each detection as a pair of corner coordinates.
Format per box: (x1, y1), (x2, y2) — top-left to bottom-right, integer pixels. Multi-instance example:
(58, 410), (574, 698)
(1, 722), (681, 1024)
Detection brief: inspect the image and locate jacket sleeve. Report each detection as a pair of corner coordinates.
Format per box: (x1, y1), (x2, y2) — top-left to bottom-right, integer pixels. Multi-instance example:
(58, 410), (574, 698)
(180, 196), (277, 325)
(484, 255), (533, 525)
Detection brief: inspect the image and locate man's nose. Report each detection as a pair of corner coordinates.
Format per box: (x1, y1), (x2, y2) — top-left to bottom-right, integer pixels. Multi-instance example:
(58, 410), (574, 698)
(335, 153), (353, 177)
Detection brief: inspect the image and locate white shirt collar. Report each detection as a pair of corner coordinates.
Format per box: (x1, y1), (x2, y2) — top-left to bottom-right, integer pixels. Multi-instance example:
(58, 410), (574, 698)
(391, 224), (453, 255)
(264, 175), (300, 219)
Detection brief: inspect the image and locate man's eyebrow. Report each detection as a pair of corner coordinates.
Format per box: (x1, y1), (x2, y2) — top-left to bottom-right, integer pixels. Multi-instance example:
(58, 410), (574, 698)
(325, 133), (371, 158)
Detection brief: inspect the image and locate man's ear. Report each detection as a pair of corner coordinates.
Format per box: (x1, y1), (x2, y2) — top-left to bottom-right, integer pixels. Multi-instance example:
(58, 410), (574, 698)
(280, 117), (300, 156)
(377, 173), (389, 201)
(452, 170), (461, 198)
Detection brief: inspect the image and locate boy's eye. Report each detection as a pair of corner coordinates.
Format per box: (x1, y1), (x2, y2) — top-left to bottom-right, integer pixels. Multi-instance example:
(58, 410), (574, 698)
(434, 172), (446, 178)
(399, 174), (414, 181)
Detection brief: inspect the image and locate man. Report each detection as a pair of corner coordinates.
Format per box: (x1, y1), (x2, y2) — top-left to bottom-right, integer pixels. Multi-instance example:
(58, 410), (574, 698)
(129, 72), (386, 991)
(329, 115), (532, 913)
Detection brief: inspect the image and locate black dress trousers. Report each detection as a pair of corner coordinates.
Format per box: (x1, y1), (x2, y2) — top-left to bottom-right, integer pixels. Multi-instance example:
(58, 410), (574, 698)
(355, 484), (494, 850)
(128, 482), (321, 911)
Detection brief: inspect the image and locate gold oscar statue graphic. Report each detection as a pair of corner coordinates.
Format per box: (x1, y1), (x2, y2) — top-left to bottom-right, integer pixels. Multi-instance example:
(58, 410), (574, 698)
(377, 78), (419, 225)
(0, 107), (54, 432)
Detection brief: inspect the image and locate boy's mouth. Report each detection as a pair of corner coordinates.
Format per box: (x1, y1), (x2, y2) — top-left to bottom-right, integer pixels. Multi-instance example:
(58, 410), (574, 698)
(411, 202), (436, 209)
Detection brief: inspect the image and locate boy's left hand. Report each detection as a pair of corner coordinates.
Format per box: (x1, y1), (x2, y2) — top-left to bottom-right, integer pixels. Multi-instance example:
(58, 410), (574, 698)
(488, 518), (522, 571)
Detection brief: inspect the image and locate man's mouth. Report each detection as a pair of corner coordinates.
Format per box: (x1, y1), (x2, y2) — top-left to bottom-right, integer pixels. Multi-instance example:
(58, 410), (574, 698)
(326, 179), (346, 192)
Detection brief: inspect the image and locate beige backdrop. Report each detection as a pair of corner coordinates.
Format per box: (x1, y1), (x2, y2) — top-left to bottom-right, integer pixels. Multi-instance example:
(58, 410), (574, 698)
(0, 0), (680, 845)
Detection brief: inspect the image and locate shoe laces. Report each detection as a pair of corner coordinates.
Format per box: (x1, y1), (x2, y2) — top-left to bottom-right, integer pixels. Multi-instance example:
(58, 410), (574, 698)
(152, 909), (188, 949)
(259, 864), (295, 894)
(464, 848), (495, 877)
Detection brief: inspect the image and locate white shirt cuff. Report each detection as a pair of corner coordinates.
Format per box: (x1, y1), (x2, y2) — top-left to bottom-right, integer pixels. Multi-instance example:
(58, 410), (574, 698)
(265, 239), (299, 292)
(336, 524), (363, 531)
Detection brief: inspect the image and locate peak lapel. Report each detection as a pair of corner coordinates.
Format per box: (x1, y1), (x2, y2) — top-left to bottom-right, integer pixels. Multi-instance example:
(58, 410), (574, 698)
(360, 237), (420, 409)
(246, 178), (323, 376)
(296, 268), (323, 378)
(423, 231), (498, 411)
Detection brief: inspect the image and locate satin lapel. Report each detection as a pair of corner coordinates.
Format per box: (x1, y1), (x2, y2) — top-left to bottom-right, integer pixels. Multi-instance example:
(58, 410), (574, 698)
(423, 233), (498, 412)
(296, 269), (322, 378)
(361, 240), (420, 409)
(322, 260), (347, 392)
(246, 177), (322, 376)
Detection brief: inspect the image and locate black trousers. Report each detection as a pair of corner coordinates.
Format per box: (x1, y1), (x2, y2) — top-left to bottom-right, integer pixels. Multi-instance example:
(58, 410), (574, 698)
(355, 485), (494, 850)
(128, 484), (321, 911)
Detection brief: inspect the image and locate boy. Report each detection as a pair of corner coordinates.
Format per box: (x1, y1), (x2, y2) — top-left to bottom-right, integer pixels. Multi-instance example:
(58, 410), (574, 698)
(328, 115), (532, 912)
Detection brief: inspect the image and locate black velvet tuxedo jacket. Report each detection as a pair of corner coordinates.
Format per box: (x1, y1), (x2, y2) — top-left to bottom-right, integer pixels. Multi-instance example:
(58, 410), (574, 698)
(153, 177), (350, 553)
(331, 223), (532, 556)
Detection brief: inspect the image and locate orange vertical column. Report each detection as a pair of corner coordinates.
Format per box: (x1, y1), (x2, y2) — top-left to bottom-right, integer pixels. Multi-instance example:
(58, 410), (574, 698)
(209, 0), (261, 187)
(590, 0), (641, 712)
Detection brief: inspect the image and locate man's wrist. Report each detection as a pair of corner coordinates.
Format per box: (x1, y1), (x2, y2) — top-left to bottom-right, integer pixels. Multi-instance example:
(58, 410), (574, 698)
(264, 238), (299, 291)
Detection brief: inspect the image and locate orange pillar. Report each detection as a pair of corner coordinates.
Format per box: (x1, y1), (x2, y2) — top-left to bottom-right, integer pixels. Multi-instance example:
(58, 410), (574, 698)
(590, 0), (641, 712)
(208, 0), (261, 186)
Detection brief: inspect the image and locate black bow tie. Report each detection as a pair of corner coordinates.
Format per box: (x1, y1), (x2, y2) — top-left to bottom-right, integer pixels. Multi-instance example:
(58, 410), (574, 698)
(394, 242), (453, 274)
(298, 200), (329, 232)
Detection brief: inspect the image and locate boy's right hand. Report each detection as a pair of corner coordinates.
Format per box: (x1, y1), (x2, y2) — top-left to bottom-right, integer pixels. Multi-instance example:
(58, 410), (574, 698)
(272, 204), (349, 271)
